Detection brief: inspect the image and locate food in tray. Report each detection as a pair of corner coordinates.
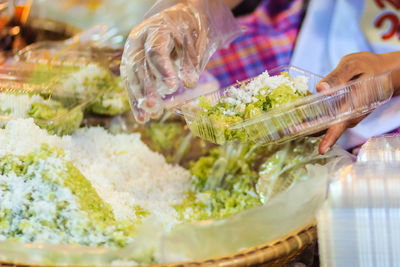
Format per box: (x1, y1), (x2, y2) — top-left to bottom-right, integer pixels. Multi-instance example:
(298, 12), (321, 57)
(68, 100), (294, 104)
(175, 137), (326, 221)
(0, 145), (134, 247)
(0, 93), (83, 135)
(142, 121), (194, 164)
(0, 118), (328, 252)
(135, 115), (213, 167)
(60, 64), (130, 116)
(30, 63), (130, 116)
(175, 143), (261, 220)
(192, 71), (311, 143)
(0, 119), (191, 248)
(256, 137), (326, 202)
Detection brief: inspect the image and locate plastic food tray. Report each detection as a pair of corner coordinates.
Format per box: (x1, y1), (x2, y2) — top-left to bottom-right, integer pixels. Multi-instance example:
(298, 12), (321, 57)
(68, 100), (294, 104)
(318, 162), (400, 267)
(178, 65), (394, 145)
(0, 63), (91, 135)
(0, 64), (65, 93)
(14, 42), (122, 74)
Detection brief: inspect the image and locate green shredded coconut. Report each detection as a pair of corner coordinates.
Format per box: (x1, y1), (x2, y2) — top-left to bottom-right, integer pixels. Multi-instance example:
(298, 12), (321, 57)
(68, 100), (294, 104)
(192, 72), (311, 143)
(0, 93), (83, 136)
(176, 137), (326, 221)
(30, 64), (130, 116)
(142, 122), (193, 163)
(28, 101), (83, 136)
(175, 143), (261, 221)
(0, 144), (138, 248)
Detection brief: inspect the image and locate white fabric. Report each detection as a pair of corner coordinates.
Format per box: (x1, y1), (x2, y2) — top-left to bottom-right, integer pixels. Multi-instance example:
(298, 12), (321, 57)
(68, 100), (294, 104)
(291, 0), (400, 149)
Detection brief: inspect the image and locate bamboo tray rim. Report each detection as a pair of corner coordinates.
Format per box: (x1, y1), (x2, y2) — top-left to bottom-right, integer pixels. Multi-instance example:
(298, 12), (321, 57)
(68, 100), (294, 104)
(146, 223), (317, 267)
(0, 223), (317, 267)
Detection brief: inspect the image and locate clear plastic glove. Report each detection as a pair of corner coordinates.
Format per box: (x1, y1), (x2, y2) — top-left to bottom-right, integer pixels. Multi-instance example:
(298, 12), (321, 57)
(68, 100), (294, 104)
(120, 0), (242, 123)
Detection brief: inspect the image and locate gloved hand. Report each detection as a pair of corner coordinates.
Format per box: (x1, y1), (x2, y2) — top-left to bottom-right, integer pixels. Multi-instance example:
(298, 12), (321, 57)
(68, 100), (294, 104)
(120, 0), (241, 123)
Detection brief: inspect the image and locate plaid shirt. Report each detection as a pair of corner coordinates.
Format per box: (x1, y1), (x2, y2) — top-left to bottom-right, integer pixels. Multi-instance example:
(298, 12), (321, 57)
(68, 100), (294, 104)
(206, 0), (306, 88)
(206, 0), (400, 152)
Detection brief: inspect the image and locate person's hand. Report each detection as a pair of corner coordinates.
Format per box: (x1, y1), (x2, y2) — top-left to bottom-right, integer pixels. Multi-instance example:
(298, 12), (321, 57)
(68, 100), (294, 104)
(316, 52), (386, 154)
(120, 0), (241, 123)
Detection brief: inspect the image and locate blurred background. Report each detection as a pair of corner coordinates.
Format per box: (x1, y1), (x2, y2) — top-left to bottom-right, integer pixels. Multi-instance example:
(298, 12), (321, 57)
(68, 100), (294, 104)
(0, 0), (263, 57)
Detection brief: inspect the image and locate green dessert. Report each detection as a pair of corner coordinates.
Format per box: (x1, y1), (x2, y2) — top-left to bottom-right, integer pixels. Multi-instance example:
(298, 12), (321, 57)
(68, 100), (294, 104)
(191, 71), (311, 144)
(0, 93), (83, 135)
(175, 137), (326, 221)
(28, 101), (83, 136)
(0, 114), (335, 265)
(0, 63), (130, 134)
(30, 64), (130, 116)
(175, 143), (261, 221)
(142, 121), (194, 164)
(0, 144), (136, 247)
(256, 137), (326, 203)
(0, 118), (190, 251)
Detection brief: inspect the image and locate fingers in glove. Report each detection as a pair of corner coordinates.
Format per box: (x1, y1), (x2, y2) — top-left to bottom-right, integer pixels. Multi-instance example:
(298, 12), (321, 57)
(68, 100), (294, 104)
(150, 106), (164, 119)
(137, 61), (164, 120)
(146, 29), (179, 95)
(179, 10), (209, 88)
(127, 31), (167, 120)
(125, 63), (151, 124)
(121, 43), (147, 104)
(130, 97), (150, 124)
(178, 34), (200, 88)
(137, 61), (163, 115)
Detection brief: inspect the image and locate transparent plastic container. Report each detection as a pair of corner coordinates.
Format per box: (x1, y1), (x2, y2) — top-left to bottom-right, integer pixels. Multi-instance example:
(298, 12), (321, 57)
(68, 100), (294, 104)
(357, 134), (400, 162)
(0, 63), (91, 135)
(178, 66), (394, 145)
(14, 41), (122, 75)
(0, 63), (65, 93)
(318, 162), (400, 267)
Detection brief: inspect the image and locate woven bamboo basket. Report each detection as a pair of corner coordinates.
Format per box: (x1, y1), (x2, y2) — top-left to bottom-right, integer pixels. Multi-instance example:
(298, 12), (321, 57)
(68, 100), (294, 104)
(0, 117), (318, 267)
(0, 224), (316, 267)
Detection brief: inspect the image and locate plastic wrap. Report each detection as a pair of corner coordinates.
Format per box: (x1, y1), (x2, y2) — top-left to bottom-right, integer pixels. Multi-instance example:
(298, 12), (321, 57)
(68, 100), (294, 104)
(63, 24), (124, 48)
(120, 0), (242, 123)
(159, 144), (354, 262)
(179, 65), (394, 145)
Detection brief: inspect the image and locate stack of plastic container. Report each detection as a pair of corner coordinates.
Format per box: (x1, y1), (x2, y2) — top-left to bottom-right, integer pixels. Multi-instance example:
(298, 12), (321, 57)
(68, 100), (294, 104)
(318, 135), (400, 267)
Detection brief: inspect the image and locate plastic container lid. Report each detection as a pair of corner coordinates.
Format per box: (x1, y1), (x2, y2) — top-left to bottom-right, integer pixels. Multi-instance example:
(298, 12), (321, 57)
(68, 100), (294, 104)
(14, 41), (122, 75)
(178, 65), (394, 145)
(318, 162), (400, 267)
